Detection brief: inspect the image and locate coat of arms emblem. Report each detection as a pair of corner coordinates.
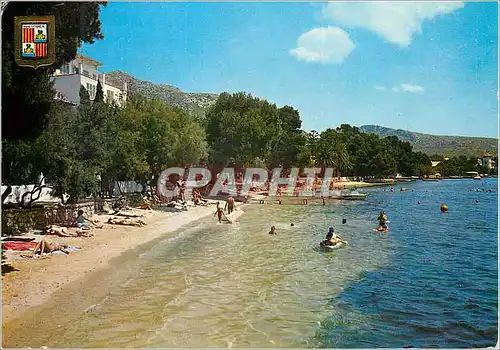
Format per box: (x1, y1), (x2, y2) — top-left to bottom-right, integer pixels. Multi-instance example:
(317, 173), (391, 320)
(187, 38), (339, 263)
(15, 15), (55, 69)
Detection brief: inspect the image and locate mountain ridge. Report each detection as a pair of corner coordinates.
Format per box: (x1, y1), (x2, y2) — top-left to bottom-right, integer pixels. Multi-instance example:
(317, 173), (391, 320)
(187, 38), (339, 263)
(105, 70), (219, 116)
(359, 125), (498, 158)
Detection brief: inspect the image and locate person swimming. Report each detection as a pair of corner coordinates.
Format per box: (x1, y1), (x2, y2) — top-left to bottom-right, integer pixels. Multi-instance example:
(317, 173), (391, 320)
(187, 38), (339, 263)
(269, 226), (277, 235)
(290, 223), (294, 227)
(321, 227), (346, 246)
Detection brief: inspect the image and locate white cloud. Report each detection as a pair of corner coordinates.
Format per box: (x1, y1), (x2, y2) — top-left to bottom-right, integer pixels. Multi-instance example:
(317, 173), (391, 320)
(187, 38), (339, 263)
(375, 86), (387, 92)
(290, 26), (355, 64)
(400, 83), (425, 93)
(389, 83), (425, 93)
(322, 2), (464, 47)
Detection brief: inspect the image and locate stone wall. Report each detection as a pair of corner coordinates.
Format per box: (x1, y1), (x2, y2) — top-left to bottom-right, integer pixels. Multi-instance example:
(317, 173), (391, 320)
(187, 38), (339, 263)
(1, 198), (124, 235)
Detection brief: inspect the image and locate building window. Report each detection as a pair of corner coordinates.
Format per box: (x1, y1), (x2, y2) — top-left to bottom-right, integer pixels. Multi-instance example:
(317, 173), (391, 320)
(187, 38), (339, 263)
(60, 63), (70, 74)
(86, 83), (96, 99)
(83, 70), (90, 77)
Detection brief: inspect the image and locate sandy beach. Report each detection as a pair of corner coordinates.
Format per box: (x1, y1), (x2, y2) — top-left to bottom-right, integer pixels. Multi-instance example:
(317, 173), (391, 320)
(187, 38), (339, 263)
(2, 203), (218, 325)
(2, 183), (385, 325)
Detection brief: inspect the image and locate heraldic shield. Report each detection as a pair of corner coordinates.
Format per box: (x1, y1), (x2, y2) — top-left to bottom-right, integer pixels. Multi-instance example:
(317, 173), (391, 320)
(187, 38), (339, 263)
(15, 16), (55, 69)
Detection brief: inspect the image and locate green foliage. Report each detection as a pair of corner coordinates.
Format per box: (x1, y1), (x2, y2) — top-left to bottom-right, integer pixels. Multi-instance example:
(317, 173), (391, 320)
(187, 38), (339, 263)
(205, 93), (303, 168)
(116, 96), (209, 190)
(435, 156), (486, 177)
(79, 85), (91, 106)
(94, 79), (104, 103)
(203, 93), (433, 178)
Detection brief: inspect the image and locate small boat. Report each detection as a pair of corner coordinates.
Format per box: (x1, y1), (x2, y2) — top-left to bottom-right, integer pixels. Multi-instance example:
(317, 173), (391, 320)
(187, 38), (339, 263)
(473, 175), (481, 180)
(329, 189), (367, 200)
(340, 193), (367, 200)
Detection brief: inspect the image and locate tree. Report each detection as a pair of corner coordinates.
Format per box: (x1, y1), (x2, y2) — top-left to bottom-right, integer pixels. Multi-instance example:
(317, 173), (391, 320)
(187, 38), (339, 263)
(205, 92), (281, 168)
(79, 85), (91, 106)
(94, 79), (104, 103)
(2, 2), (106, 201)
(313, 129), (352, 177)
(270, 106), (304, 168)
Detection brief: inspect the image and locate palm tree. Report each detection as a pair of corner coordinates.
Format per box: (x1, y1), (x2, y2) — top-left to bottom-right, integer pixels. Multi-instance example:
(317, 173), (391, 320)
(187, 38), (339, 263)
(314, 130), (352, 178)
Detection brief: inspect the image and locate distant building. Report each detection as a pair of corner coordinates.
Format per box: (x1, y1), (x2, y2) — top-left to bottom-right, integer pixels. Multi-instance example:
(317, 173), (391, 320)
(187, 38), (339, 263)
(51, 54), (127, 106)
(431, 161), (441, 167)
(481, 153), (494, 169)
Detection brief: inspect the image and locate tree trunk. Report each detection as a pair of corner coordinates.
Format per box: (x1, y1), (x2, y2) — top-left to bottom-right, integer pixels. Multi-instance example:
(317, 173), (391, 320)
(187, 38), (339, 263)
(2, 184), (12, 204)
(27, 185), (45, 207)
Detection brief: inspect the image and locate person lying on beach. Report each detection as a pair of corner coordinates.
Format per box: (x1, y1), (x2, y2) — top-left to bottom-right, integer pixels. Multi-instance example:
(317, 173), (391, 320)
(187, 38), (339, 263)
(32, 239), (69, 258)
(107, 217), (147, 227)
(76, 210), (103, 230)
(269, 226), (277, 235)
(45, 225), (93, 238)
(45, 225), (72, 237)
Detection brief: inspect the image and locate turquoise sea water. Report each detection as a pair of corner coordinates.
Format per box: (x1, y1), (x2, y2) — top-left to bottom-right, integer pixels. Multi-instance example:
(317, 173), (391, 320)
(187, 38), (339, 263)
(5, 179), (498, 348)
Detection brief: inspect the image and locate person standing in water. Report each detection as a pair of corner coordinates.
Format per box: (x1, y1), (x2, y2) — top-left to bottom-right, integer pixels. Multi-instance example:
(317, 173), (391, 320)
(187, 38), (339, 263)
(269, 226), (277, 235)
(225, 196), (235, 214)
(377, 210), (389, 232)
(214, 207), (224, 223)
(377, 210), (388, 231)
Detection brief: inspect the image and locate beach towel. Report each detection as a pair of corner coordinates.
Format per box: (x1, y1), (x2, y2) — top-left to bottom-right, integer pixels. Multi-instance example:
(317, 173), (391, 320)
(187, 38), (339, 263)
(2, 241), (38, 251)
(65, 245), (81, 253)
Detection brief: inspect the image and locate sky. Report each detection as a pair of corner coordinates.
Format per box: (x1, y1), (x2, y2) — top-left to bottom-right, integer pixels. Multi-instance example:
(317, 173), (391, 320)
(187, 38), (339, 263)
(81, 1), (499, 138)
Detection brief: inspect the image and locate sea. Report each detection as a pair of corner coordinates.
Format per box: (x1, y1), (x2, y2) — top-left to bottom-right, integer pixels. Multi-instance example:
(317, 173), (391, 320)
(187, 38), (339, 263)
(3, 178), (498, 348)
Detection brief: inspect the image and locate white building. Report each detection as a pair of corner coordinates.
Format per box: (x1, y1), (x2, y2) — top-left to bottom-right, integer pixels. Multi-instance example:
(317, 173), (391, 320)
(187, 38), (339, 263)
(51, 54), (127, 106)
(481, 154), (495, 170)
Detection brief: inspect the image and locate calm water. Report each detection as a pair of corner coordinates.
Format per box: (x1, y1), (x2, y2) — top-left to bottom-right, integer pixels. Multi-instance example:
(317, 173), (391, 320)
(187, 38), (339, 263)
(5, 179), (498, 348)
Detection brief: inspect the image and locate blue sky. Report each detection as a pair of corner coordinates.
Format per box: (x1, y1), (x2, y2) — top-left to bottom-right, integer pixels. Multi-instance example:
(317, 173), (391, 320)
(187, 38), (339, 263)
(81, 2), (498, 138)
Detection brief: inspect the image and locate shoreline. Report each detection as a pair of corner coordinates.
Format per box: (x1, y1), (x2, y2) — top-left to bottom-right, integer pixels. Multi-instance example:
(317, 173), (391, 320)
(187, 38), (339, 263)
(2, 203), (220, 325)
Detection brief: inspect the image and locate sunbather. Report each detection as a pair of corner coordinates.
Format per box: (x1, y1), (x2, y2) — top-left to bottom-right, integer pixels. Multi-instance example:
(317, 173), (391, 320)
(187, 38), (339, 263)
(32, 239), (69, 258)
(45, 225), (93, 237)
(45, 225), (72, 237)
(107, 217), (147, 227)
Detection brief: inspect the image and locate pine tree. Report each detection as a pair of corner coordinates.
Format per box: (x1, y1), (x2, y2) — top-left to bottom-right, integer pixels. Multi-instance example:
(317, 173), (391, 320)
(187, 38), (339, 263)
(79, 85), (91, 106)
(94, 79), (104, 103)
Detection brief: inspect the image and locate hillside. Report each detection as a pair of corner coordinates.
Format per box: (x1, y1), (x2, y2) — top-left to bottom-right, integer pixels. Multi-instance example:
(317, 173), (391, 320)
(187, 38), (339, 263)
(105, 71), (218, 116)
(359, 125), (498, 158)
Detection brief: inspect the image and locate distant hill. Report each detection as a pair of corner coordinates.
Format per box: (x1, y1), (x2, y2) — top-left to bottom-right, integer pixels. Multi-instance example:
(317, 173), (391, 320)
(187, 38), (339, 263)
(359, 125), (497, 158)
(105, 71), (218, 116)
